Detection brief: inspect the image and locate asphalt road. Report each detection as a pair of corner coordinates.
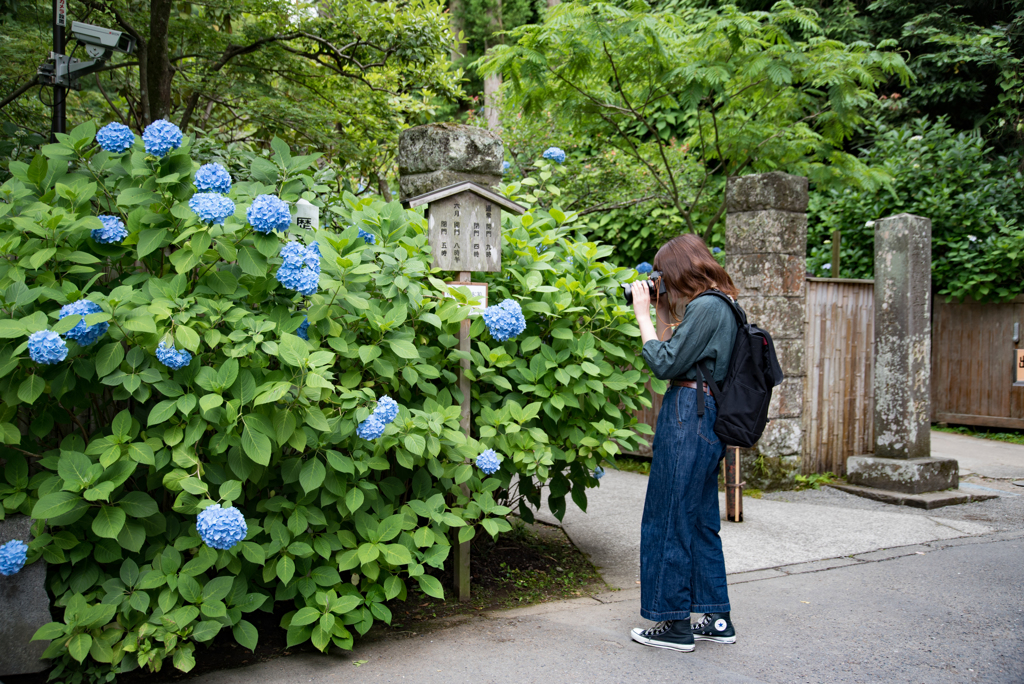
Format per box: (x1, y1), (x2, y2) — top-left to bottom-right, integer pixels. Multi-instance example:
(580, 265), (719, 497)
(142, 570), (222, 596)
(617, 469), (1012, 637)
(194, 531), (1024, 684)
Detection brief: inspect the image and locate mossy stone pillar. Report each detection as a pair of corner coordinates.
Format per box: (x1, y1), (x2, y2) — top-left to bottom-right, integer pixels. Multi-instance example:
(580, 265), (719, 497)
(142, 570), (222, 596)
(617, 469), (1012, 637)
(725, 172), (808, 489)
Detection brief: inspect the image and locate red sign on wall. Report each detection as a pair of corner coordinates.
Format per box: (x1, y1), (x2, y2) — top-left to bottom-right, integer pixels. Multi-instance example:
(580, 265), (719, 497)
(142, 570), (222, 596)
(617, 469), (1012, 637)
(56, 0), (66, 26)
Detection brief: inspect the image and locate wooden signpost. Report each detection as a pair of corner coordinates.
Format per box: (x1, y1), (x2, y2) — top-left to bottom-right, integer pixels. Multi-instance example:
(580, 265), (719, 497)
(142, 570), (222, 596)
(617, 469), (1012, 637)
(403, 181), (526, 601)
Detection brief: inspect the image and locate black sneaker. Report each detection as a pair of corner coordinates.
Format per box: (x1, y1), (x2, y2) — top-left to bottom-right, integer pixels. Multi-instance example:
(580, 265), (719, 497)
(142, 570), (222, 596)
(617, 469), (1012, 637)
(630, 620), (695, 652)
(692, 612), (736, 644)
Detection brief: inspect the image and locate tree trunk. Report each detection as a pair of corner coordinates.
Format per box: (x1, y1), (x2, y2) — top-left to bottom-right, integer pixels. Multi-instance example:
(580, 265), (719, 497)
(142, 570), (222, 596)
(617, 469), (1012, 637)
(547, 0), (560, 7)
(448, 0), (467, 62)
(483, 0), (504, 131)
(147, 0), (174, 122)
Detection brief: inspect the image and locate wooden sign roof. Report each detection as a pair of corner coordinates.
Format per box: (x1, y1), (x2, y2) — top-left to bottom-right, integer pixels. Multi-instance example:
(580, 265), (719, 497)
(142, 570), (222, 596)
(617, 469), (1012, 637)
(401, 181), (527, 215)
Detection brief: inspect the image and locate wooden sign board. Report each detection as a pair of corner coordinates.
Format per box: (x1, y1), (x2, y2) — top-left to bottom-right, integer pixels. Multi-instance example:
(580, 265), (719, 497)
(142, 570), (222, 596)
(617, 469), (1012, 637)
(1016, 349), (1024, 386)
(446, 282), (488, 315)
(427, 194), (501, 272)
(403, 181), (526, 274)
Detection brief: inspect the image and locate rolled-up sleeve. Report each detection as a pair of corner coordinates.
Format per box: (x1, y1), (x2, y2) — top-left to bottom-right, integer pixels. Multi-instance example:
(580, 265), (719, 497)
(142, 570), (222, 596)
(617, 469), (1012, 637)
(641, 299), (722, 380)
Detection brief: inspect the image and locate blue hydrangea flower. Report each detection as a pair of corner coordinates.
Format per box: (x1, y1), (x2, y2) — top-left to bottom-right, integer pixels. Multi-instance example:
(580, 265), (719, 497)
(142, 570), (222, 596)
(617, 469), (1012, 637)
(594, 466), (605, 480)
(636, 262), (653, 274)
(374, 396), (399, 425)
(194, 163), (232, 194)
(96, 122), (135, 153)
(28, 330), (68, 365)
(247, 195), (291, 233)
(0, 539), (28, 576)
(356, 413), (386, 441)
(502, 161), (511, 174)
(712, 247), (722, 254)
(476, 449), (501, 475)
(156, 340), (192, 370)
(142, 119), (183, 158)
(196, 504), (247, 550)
(358, 229), (376, 245)
(482, 299), (526, 342)
(92, 215), (128, 244)
(59, 299), (108, 347)
(542, 147), (566, 164)
(276, 241), (320, 296)
(565, 256), (574, 265)
(189, 193), (236, 225)
(296, 316), (310, 340)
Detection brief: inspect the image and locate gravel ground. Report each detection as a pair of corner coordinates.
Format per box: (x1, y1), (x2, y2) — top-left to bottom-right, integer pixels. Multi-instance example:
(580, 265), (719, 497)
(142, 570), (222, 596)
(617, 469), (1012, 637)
(762, 477), (1024, 532)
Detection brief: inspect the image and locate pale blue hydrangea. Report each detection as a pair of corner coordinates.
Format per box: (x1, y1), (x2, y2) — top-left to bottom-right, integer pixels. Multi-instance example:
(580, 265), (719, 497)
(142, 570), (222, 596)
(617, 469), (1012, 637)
(189, 193), (236, 225)
(197, 504), (247, 550)
(156, 340), (192, 370)
(0, 539), (28, 576)
(96, 122), (135, 153)
(594, 466), (605, 480)
(296, 316), (309, 340)
(502, 161), (511, 174)
(247, 194), (291, 233)
(92, 215), (128, 244)
(275, 241), (320, 296)
(542, 147), (566, 164)
(476, 449), (501, 475)
(356, 413), (386, 441)
(59, 299), (108, 347)
(636, 262), (653, 274)
(142, 119), (183, 158)
(565, 256), (574, 265)
(712, 247), (722, 254)
(358, 229), (375, 245)
(28, 330), (68, 365)
(374, 396), (399, 425)
(194, 163), (232, 194)
(482, 299), (526, 342)
(822, 263), (832, 271)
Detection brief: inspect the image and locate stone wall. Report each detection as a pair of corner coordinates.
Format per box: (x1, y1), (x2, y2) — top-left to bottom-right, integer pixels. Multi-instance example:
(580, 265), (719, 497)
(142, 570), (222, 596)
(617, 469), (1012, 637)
(0, 515), (50, 676)
(725, 172), (809, 489)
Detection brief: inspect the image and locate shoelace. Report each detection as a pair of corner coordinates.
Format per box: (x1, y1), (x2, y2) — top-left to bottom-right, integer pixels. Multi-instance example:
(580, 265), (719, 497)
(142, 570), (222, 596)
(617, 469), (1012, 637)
(692, 615), (711, 631)
(642, 620), (673, 637)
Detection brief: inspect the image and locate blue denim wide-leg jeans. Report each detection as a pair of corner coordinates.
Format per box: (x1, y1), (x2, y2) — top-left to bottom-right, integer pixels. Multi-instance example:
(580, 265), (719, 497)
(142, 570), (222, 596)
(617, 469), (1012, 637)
(640, 385), (730, 621)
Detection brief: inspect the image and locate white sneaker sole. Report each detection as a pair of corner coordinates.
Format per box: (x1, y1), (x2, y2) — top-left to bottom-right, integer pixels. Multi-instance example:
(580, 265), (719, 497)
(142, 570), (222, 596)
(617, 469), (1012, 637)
(694, 634), (736, 644)
(630, 628), (695, 652)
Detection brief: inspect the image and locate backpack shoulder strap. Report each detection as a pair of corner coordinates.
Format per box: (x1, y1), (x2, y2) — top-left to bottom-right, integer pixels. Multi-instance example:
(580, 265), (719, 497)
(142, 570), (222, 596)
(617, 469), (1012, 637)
(693, 289), (748, 327)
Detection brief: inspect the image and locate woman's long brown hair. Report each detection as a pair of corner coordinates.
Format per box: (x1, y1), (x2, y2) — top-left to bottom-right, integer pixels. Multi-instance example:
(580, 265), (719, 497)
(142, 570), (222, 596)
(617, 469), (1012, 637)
(652, 234), (738, 329)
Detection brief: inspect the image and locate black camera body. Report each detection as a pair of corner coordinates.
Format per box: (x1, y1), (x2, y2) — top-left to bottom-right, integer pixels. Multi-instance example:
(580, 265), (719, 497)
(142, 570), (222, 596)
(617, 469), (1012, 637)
(623, 271), (667, 305)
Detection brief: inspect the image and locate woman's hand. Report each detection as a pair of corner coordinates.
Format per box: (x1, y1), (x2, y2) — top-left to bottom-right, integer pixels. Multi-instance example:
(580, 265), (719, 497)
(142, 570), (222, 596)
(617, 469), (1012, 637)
(631, 281), (658, 344)
(631, 281), (652, 320)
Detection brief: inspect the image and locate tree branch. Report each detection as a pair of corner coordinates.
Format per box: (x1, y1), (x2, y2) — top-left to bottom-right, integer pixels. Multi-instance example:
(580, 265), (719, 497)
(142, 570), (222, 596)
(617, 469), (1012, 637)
(0, 79), (38, 111)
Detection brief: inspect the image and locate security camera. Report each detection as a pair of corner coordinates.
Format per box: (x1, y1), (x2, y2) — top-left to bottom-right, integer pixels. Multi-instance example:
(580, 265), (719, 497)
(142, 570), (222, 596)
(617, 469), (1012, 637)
(70, 22), (136, 58)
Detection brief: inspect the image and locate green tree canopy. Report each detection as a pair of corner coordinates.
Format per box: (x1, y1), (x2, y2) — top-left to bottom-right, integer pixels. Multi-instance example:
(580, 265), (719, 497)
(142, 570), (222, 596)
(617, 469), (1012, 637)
(479, 0), (913, 239)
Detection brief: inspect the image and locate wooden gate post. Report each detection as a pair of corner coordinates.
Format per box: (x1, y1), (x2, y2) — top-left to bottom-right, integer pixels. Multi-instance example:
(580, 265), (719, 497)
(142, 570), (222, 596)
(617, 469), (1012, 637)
(453, 271), (473, 602)
(725, 446), (743, 522)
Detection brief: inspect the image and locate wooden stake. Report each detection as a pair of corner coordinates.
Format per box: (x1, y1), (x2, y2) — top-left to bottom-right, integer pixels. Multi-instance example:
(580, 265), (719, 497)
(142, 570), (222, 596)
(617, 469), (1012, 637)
(725, 446), (743, 523)
(831, 229), (841, 279)
(453, 271), (472, 601)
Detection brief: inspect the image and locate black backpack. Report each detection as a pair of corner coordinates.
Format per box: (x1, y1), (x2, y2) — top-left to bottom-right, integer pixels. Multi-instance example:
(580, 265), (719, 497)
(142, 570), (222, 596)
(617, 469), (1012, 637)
(691, 290), (784, 448)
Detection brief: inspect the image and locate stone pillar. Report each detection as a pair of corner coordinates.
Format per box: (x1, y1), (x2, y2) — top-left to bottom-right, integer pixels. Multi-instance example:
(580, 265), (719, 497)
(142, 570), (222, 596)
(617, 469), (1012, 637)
(397, 123), (504, 200)
(0, 515), (50, 676)
(845, 214), (959, 496)
(725, 172), (808, 489)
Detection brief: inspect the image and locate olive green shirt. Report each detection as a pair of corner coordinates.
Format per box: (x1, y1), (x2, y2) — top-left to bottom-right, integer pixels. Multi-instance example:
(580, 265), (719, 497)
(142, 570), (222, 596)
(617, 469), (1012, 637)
(641, 295), (738, 384)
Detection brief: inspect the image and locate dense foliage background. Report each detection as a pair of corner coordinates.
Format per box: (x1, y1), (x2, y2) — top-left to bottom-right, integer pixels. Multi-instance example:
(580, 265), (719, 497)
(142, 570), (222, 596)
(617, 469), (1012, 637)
(0, 121), (654, 680)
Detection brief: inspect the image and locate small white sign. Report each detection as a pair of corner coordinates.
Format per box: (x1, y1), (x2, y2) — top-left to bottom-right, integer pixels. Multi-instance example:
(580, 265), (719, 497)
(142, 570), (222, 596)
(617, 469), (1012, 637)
(293, 198), (319, 232)
(56, 0), (66, 26)
(446, 282), (488, 315)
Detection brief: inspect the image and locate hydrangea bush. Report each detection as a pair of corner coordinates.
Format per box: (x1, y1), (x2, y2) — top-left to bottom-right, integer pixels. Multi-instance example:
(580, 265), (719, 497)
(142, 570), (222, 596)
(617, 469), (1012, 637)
(0, 121), (655, 681)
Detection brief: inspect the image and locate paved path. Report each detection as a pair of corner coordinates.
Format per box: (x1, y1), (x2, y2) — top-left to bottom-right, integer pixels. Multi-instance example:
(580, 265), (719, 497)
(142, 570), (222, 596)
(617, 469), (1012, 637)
(195, 532), (1024, 684)
(533, 469), (992, 589)
(932, 430), (1024, 479)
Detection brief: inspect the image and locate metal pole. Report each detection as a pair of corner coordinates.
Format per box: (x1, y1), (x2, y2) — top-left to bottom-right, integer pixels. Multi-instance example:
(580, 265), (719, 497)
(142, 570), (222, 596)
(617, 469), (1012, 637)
(725, 446), (743, 522)
(51, 0), (67, 142)
(453, 270), (472, 601)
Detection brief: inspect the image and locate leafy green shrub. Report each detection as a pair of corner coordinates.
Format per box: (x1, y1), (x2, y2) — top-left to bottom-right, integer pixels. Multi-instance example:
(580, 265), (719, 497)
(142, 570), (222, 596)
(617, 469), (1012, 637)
(0, 121), (654, 680)
(808, 116), (1024, 301)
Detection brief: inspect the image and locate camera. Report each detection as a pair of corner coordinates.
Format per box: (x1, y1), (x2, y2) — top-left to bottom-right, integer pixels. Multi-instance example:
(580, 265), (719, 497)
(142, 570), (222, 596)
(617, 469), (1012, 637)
(622, 271), (666, 305)
(70, 22), (136, 59)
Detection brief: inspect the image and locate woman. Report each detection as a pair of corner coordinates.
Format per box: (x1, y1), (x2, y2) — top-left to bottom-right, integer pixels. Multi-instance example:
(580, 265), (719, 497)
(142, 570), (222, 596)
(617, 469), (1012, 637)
(627, 233), (740, 653)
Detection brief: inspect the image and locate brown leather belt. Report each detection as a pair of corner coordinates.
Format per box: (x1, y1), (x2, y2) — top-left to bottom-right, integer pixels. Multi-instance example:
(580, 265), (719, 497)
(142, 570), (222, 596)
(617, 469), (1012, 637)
(672, 379), (713, 395)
